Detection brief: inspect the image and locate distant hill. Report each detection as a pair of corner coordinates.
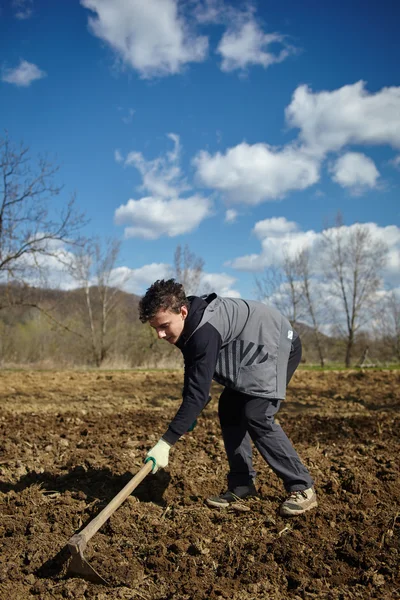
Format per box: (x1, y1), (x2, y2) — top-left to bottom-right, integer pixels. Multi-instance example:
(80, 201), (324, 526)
(0, 285), (391, 367)
(0, 282), (142, 323)
(0, 283), (152, 367)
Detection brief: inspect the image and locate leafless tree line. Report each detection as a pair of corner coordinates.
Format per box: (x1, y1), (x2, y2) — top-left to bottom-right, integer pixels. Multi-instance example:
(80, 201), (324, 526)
(0, 133), (398, 367)
(0, 134), (206, 367)
(256, 216), (395, 366)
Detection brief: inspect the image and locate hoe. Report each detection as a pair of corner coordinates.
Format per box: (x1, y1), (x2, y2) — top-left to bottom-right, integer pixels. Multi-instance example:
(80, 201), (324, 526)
(67, 460), (154, 585)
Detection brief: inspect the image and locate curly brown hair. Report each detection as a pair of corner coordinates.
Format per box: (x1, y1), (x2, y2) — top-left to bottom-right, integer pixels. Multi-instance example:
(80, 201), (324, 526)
(138, 279), (188, 323)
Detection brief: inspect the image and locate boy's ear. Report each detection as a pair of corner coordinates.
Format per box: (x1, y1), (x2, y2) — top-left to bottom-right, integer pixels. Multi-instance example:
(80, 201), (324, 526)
(181, 305), (188, 319)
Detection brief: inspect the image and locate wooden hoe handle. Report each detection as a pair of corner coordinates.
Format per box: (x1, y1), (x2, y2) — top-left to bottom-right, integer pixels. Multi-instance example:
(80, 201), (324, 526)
(68, 461), (153, 554)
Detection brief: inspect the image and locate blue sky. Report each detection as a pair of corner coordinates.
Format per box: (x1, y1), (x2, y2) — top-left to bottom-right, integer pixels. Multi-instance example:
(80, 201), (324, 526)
(1, 0), (399, 299)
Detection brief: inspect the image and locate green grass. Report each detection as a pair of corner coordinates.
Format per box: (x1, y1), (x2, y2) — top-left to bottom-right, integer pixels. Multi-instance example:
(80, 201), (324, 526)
(298, 363), (400, 371)
(1, 363), (399, 373)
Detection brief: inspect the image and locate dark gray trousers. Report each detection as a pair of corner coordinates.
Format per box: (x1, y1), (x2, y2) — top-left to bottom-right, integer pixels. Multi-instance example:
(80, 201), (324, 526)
(218, 336), (314, 493)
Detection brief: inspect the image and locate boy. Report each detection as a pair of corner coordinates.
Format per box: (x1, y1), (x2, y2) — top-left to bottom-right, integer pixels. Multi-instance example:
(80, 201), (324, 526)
(139, 279), (317, 516)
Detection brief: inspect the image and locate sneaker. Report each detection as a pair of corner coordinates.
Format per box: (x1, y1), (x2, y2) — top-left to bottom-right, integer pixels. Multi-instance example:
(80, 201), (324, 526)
(206, 484), (257, 508)
(280, 487), (317, 516)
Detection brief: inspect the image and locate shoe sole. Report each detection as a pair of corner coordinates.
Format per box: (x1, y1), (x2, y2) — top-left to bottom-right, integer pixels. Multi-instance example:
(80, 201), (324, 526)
(206, 498), (230, 508)
(280, 499), (318, 517)
(206, 494), (257, 509)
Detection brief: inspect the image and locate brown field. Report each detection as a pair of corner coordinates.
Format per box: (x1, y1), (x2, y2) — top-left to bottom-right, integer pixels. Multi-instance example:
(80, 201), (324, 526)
(0, 369), (399, 600)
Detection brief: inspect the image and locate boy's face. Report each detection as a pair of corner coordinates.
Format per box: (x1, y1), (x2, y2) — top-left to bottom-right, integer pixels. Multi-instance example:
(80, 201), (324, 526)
(149, 306), (188, 345)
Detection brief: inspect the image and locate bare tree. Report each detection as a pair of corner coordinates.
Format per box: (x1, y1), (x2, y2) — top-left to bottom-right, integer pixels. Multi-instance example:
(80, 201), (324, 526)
(0, 133), (84, 297)
(374, 289), (400, 362)
(297, 248), (326, 367)
(320, 220), (387, 367)
(386, 290), (400, 361)
(255, 252), (303, 323)
(174, 244), (204, 295)
(68, 238), (127, 366)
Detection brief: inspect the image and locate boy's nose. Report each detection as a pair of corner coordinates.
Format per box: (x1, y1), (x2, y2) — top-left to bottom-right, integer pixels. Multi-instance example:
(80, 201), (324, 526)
(158, 330), (166, 339)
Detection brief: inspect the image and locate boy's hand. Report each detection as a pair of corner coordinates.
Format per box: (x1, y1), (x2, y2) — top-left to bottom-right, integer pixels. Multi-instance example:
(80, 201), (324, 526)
(145, 438), (171, 473)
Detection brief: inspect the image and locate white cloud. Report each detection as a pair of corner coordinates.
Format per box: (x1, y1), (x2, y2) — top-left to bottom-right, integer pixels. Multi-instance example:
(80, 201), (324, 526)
(319, 223), (400, 292)
(217, 18), (294, 72)
(1, 60), (46, 87)
(124, 133), (187, 198)
(192, 82), (399, 206)
(229, 219), (400, 285)
(286, 81), (400, 157)
(230, 230), (319, 272)
(115, 134), (212, 239)
(193, 82), (400, 206)
(193, 1), (296, 73)
(331, 152), (379, 192)
(227, 252), (265, 272)
(114, 149), (123, 163)
(228, 217), (319, 271)
(100, 261), (243, 297)
(253, 217), (298, 239)
(0, 238), (78, 290)
(8, 240), (172, 295)
(12, 0), (33, 19)
(106, 263), (241, 297)
(194, 142), (319, 204)
(115, 196), (211, 239)
(192, 0), (225, 24)
(225, 209), (238, 223)
(390, 155), (400, 170)
(111, 263), (172, 295)
(1, 234), (238, 300)
(22, 252), (171, 296)
(372, 224), (400, 280)
(200, 272), (241, 297)
(81, 0), (208, 79)
(119, 107), (135, 124)
(122, 108), (136, 125)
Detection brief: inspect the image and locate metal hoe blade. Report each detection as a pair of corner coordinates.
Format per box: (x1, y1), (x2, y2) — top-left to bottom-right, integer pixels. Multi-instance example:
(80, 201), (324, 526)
(68, 541), (108, 585)
(66, 461), (153, 585)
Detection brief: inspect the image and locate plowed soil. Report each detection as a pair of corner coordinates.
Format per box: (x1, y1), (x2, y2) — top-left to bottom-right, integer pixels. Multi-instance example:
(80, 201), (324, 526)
(0, 369), (399, 600)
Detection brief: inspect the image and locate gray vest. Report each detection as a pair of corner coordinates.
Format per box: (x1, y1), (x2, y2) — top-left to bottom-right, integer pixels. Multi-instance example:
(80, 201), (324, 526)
(191, 296), (294, 399)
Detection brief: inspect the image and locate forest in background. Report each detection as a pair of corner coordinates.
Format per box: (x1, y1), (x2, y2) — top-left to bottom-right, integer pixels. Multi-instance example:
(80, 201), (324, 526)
(0, 282), (398, 369)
